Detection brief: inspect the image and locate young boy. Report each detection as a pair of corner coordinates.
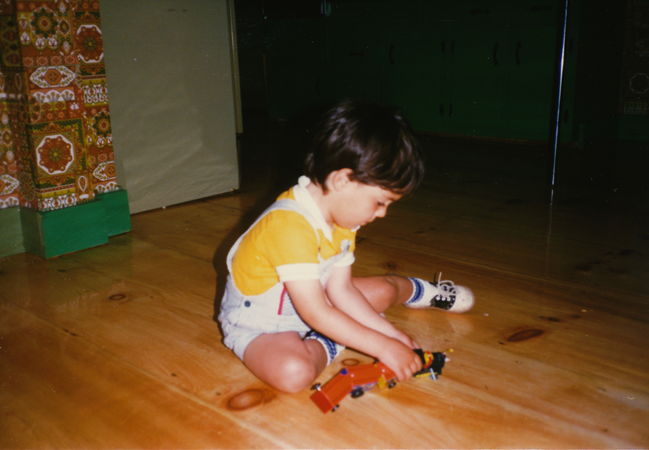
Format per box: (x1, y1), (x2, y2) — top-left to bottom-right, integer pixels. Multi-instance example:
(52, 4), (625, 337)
(218, 101), (474, 393)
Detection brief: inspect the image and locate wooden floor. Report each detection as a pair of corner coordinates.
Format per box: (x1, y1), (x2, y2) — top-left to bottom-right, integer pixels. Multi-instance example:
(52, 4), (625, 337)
(2, 117), (648, 448)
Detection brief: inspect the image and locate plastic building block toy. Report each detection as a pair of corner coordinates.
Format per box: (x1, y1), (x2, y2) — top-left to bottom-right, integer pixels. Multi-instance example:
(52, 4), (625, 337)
(310, 349), (446, 413)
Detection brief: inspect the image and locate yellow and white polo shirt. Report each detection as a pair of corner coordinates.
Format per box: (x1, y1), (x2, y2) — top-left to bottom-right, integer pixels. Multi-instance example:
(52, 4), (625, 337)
(230, 176), (356, 296)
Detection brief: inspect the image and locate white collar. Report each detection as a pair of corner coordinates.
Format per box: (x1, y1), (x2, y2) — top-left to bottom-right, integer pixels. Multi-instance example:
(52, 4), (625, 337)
(293, 176), (333, 241)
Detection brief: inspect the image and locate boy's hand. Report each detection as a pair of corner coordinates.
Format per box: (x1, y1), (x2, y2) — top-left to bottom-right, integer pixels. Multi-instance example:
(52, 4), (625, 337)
(378, 339), (423, 381)
(387, 328), (419, 350)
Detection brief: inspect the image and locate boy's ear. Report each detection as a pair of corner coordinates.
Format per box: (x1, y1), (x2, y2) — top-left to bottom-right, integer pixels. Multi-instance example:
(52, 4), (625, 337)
(327, 168), (354, 192)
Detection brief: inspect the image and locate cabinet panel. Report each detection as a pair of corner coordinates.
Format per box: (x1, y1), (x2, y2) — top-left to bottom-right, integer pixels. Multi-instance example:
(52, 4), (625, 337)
(265, 17), (326, 119)
(443, 25), (510, 137)
(382, 2), (561, 139)
(382, 15), (444, 131)
(260, 0), (566, 141)
(504, 25), (558, 140)
(439, 3), (560, 139)
(323, 15), (386, 104)
(322, 0), (408, 105)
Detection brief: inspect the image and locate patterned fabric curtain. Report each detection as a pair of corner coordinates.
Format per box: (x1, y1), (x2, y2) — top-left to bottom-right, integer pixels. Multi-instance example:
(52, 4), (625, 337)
(0, 0), (118, 212)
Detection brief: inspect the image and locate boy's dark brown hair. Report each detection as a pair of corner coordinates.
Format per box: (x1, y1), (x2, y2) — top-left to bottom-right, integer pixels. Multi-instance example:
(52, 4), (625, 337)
(304, 100), (424, 195)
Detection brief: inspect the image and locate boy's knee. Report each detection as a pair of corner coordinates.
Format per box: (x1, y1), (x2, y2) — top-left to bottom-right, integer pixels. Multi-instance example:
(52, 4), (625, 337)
(375, 275), (401, 306)
(271, 354), (318, 393)
(383, 276), (400, 295)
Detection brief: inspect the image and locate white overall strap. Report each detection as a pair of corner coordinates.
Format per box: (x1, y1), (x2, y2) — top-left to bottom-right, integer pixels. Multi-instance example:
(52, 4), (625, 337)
(225, 198), (322, 273)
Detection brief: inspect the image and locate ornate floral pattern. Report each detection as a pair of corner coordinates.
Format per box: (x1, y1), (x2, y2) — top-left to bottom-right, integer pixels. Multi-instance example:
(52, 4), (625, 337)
(76, 24), (103, 64)
(0, 0), (119, 211)
(29, 65), (76, 88)
(93, 110), (111, 137)
(36, 134), (74, 175)
(31, 6), (57, 39)
(0, 174), (20, 196)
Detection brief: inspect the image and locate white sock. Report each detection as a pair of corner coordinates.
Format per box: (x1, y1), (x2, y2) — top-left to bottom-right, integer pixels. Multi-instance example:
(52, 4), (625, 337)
(404, 277), (433, 307)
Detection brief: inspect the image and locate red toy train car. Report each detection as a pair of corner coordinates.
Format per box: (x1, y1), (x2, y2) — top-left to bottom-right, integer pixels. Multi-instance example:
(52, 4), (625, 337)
(310, 349), (446, 413)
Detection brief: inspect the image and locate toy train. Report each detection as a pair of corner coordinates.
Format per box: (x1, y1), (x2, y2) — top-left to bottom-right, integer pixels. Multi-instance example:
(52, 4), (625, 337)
(310, 349), (446, 413)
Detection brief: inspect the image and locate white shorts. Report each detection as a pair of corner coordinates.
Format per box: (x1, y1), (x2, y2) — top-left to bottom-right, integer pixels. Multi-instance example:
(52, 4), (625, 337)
(217, 277), (343, 363)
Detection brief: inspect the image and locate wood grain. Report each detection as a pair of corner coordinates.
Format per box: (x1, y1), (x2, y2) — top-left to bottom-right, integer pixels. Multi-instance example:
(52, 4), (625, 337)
(1, 133), (648, 448)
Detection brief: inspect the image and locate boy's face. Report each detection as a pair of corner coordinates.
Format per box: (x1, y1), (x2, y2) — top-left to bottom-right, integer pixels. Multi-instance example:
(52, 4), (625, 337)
(331, 181), (402, 230)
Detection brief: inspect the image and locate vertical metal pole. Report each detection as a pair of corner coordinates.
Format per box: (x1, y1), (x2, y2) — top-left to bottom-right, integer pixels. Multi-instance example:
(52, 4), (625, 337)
(549, 0), (570, 205)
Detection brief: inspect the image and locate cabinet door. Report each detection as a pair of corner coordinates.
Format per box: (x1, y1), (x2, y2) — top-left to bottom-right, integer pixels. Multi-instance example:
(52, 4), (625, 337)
(382, 16), (445, 132)
(265, 17), (326, 119)
(503, 23), (558, 140)
(443, 23), (510, 137)
(323, 14), (386, 104)
(443, 2), (560, 140)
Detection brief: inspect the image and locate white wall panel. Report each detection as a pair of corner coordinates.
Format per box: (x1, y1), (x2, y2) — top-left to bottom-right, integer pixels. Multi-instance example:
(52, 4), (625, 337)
(102, 0), (239, 213)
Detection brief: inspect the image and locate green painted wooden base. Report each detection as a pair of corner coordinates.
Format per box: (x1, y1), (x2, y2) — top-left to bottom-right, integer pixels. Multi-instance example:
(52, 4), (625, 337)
(0, 189), (131, 259)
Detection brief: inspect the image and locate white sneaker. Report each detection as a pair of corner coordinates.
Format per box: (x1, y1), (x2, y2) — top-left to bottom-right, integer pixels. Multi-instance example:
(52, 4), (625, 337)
(406, 275), (474, 313)
(429, 279), (474, 313)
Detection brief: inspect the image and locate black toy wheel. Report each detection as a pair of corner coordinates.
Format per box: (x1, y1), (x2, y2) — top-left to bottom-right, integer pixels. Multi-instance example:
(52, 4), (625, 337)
(351, 388), (364, 398)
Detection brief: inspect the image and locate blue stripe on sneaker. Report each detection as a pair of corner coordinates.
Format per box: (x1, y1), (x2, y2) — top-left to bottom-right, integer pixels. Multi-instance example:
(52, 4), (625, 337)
(406, 277), (424, 304)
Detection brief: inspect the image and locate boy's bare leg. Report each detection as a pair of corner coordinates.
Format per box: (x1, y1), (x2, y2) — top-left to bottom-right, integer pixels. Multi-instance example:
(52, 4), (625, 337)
(355, 274), (475, 313)
(242, 331), (328, 393)
(352, 275), (414, 313)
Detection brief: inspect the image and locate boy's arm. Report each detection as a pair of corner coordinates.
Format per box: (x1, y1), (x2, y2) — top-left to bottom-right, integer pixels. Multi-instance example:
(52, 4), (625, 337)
(285, 276), (421, 381)
(325, 264), (417, 349)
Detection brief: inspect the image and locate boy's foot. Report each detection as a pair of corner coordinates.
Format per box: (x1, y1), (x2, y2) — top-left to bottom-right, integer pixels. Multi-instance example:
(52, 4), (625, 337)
(405, 274), (474, 313)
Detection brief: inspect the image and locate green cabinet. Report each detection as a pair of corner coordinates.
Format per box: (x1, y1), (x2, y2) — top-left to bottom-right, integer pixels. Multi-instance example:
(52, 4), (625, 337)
(503, 23), (558, 140)
(441, 22), (512, 137)
(262, 0), (574, 141)
(384, 2), (565, 140)
(381, 9), (445, 132)
(322, 13), (387, 103)
(264, 15), (327, 119)
(320, 0), (399, 104)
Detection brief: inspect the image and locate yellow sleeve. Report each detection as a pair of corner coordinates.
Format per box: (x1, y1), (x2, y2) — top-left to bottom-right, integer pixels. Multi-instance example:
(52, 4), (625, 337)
(231, 210), (320, 295)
